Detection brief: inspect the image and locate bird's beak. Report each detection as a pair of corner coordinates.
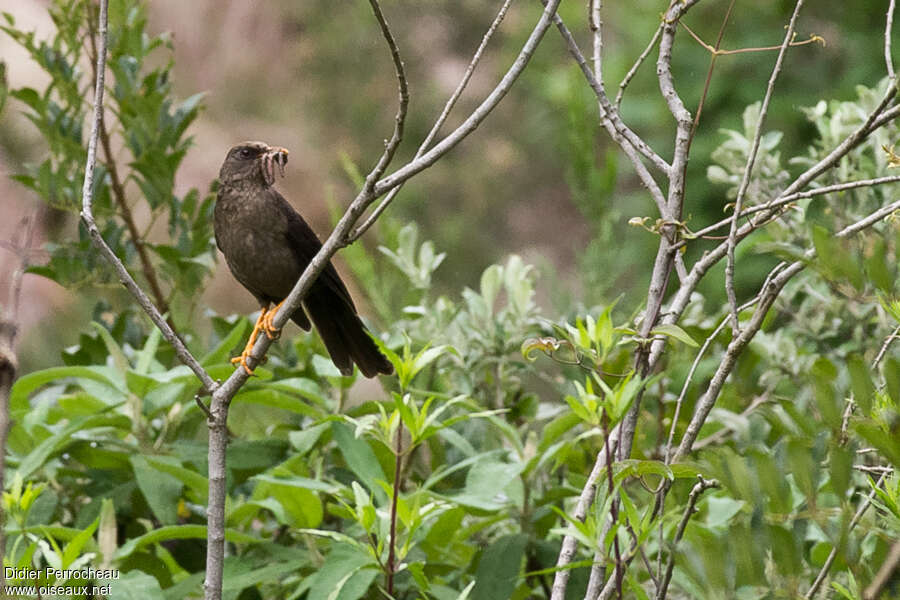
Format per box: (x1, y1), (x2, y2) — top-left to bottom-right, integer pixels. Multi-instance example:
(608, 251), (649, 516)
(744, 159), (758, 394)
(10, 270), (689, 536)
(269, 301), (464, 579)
(261, 146), (289, 186)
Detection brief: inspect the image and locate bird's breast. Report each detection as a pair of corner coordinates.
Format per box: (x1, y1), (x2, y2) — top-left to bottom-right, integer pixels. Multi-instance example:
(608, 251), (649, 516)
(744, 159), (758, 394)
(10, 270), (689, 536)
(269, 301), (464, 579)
(214, 189), (302, 301)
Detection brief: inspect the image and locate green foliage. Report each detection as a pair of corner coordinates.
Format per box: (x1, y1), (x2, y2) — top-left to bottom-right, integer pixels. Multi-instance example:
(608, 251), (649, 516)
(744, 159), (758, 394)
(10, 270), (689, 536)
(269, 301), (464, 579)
(3, 1), (900, 599)
(1, 0), (213, 325)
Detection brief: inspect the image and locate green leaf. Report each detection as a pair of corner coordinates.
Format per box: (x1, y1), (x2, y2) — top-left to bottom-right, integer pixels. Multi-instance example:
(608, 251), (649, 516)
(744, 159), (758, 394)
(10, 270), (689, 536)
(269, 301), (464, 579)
(232, 388), (319, 417)
(16, 413), (127, 480)
(107, 570), (165, 600)
(253, 473), (339, 494)
(255, 479), (323, 528)
(91, 322), (130, 375)
(130, 455), (182, 525)
(115, 525), (260, 559)
(144, 457), (209, 501)
(847, 354), (875, 415)
(650, 323), (698, 347)
(289, 422), (330, 455)
(11, 366), (123, 412)
(306, 544), (378, 600)
(471, 534), (526, 600)
(222, 561), (299, 592)
(134, 325), (162, 375)
(331, 422), (387, 502)
(200, 319), (248, 366)
(61, 515), (99, 568)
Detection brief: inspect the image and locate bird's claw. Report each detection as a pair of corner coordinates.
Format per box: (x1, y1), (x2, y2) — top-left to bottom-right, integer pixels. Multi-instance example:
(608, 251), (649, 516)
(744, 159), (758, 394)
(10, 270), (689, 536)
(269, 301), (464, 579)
(261, 309), (281, 341)
(231, 352), (256, 376)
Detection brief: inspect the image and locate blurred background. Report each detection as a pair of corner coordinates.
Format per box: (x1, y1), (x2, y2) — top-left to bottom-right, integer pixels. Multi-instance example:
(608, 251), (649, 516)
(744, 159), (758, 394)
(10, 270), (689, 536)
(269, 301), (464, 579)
(0, 0), (890, 374)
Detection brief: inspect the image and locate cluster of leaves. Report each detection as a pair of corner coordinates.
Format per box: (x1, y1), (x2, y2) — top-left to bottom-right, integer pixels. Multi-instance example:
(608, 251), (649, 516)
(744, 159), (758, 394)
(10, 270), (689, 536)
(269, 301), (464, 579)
(2, 221), (662, 599)
(3, 1), (900, 599)
(1, 0), (213, 324)
(660, 82), (900, 596)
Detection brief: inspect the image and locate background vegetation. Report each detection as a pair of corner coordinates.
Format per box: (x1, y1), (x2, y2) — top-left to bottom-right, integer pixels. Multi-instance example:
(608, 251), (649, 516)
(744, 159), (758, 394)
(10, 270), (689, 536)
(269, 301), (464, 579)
(0, 0), (898, 599)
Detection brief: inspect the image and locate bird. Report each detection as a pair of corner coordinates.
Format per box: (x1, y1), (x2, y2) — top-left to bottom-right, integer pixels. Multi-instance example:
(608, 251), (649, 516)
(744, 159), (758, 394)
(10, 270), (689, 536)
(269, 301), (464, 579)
(214, 141), (393, 378)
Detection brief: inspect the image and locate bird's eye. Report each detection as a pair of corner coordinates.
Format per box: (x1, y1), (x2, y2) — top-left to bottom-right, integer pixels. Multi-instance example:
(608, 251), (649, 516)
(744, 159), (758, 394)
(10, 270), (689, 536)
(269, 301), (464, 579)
(239, 148), (252, 159)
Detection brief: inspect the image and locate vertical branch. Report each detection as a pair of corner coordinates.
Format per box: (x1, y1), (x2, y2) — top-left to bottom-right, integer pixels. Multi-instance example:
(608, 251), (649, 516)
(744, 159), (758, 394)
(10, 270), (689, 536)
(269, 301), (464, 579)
(386, 422), (403, 595)
(203, 404), (228, 600)
(655, 477), (719, 600)
(887, 0), (897, 80)
(724, 0), (804, 336)
(0, 212), (37, 598)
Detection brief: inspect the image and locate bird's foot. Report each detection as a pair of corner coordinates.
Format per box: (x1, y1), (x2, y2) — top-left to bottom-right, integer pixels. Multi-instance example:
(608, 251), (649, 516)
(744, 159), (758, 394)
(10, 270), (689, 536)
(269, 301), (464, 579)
(231, 307), (270, 375)
(230, 352), (256, 376)
(262, 299), (286, 340)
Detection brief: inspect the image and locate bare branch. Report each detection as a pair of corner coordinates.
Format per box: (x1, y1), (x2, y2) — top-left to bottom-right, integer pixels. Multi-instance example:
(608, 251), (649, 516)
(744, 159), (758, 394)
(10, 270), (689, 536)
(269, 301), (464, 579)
(806, 473), (889, 598)
(887, 0), (897, 80)
(663, 286), (775, 463)
(725, 0), (804, 336)
(873, 322), (900, 368)
(86, 9), (173, 324)
(865, 538), (900, 600)
(689, 0), (736, 142)
(656, 477), (719, 600)
(78, 0), (216, 397)
(590, 0), (603, 80)
(672, 174), (900, 250)
(546, 6), (669, 215)
(367, 0), (565, 198)
(362, 0), (409, 191)
(616, 24), (663, 107)
(350, 0), (515, 242)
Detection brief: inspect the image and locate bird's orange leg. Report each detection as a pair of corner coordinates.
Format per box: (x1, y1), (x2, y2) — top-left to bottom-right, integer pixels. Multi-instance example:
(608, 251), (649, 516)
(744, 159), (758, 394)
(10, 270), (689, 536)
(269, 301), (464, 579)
(261, 298), (286, 340)
(231, 306), (269, 375)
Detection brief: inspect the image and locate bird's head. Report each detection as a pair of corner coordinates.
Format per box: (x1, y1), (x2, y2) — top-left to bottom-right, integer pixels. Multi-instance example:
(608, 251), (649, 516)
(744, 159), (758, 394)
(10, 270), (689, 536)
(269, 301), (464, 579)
(219, 141), (290, 187)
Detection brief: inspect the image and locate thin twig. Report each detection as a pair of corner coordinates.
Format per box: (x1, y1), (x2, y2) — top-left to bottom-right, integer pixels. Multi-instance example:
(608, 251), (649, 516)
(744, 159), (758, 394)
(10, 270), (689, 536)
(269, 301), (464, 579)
(680, 22), (822, 56)
(886, 0), (897, 80)
(864, 538), (900, 600)
(663, 284), (780, 463)
(362, 0), (409, 193)
(873, 322), (900, 367)
(386, 422), (403, 595)
(545, 5), (669, 217)
(725, 0), (805, 336)
(616, 24), (662, 107)
(671, 174), (900, 250)
(656, 477), (719, 600)
(806, 473), (889, 598)
(689, 0), (736, 143)
(350, 0), (515, 242)
(673, 196), (900, 464)
(370, 0), (564, 199)
(549, 428), (618, 600)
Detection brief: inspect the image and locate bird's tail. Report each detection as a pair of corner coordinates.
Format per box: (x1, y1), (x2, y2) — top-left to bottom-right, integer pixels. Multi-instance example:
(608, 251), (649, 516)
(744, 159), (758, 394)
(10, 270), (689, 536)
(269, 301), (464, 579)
(304, 292), (393, 378)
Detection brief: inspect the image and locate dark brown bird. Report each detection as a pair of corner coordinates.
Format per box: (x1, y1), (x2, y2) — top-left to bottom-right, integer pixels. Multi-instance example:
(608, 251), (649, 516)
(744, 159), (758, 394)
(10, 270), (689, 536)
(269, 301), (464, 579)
(214, 141), (393, 378)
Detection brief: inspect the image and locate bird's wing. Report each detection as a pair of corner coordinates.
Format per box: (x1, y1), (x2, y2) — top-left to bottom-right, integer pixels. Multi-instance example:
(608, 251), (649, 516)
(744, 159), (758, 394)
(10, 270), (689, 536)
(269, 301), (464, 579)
(268, 188), (358, 311)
